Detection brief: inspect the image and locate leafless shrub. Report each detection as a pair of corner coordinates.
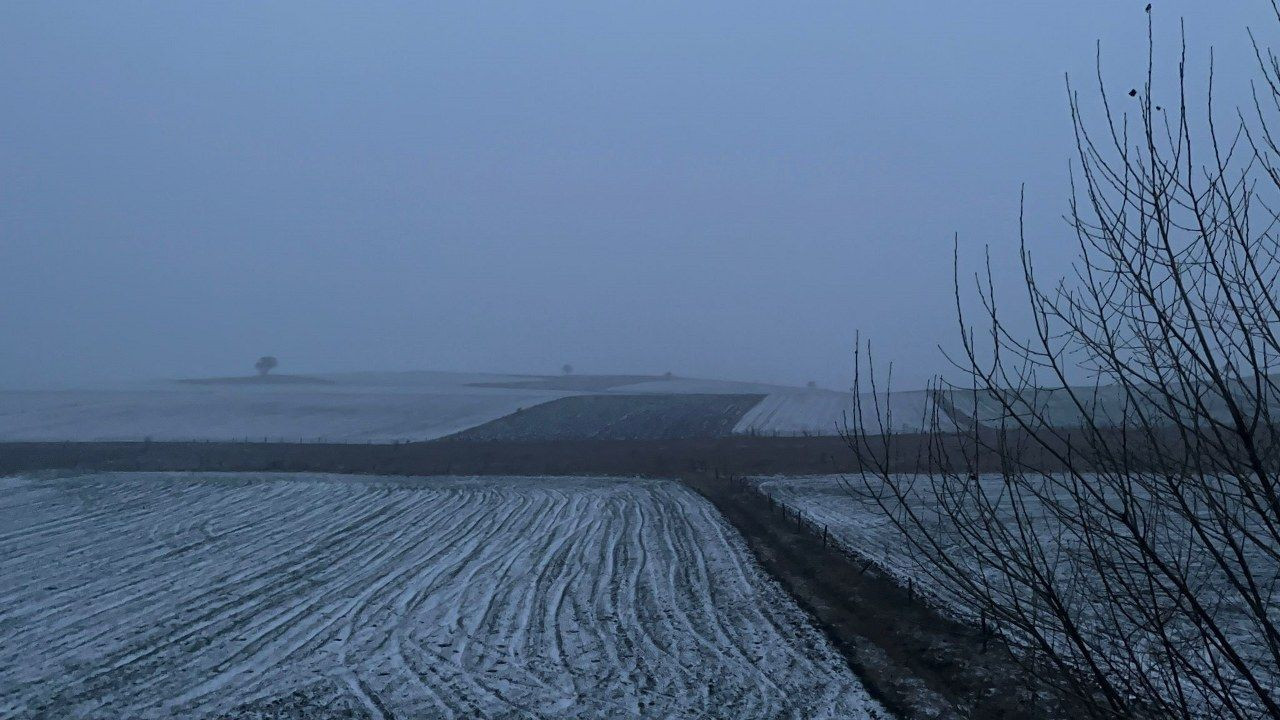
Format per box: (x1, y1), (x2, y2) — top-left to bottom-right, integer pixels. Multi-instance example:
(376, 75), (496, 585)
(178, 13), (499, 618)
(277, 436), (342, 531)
(846, 8), (1280, 719)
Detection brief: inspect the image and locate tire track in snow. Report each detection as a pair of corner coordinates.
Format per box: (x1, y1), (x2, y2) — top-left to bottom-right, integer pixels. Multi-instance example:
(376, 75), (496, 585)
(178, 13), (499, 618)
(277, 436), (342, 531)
(1, 472), (888, 719)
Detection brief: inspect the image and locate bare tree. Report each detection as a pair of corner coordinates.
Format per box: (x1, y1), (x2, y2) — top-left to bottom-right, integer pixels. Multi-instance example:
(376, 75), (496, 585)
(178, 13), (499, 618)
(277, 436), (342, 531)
(847, 9), (1280, 719)
(255, 356), (278, 376)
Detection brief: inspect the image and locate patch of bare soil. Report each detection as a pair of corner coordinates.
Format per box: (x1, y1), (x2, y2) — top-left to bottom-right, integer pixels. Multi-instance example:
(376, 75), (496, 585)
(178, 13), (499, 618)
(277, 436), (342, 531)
(443, 394), (764, 442)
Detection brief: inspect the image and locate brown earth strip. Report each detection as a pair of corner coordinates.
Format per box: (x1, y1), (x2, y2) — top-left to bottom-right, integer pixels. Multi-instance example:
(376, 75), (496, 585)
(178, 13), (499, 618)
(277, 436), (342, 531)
(443, 393), (764, 442)
(0, 431), (1076, 478)
(0, 436), (860, 477)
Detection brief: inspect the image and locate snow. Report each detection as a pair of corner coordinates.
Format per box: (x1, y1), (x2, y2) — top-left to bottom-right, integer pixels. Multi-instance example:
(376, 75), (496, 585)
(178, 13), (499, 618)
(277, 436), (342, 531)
(752, 473), (1279, 710)
(752, 473), (1166, 619)
(0, 472), (889, 719)
(734, 389), (952, 436)
(751, 474), (973, 596)
(0, 370), (956, 442)
(0, 380), (564, 443)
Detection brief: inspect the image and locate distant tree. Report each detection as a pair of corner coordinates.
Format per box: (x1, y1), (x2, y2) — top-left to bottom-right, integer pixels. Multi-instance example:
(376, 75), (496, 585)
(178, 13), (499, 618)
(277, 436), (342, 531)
(806, 380), (817, 388)
(254, 356), (278, 376)
(664, 371), (674, 379)
(561, 363), (573, 375)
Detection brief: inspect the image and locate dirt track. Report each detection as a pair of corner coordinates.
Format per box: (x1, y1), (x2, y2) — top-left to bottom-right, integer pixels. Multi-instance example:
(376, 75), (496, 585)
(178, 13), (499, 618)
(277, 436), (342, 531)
(683, 472), (1087, 720)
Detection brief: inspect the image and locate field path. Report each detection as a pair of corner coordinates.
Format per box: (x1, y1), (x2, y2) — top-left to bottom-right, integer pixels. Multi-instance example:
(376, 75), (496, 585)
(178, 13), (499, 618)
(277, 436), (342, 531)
(0, 472), (886, 719)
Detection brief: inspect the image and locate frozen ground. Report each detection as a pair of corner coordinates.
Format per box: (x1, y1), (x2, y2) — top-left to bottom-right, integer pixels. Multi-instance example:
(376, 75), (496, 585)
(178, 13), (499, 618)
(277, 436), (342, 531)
(0, 377), (565, 443)
(0, 472), (887, 719)
(751, 476), (918, 581)
(0, 370), (965, 442)
(734, 389), (951, 436)
(446, 394), (764, 441)
(752, 474), (1279, 708)
(0, 373), (770, 443)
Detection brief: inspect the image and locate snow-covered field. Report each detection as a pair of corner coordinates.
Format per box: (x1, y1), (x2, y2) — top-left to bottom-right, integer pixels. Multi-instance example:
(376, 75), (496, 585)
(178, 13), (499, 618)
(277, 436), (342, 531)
(0, 370), (964, 442)
(734, 389), (950, 436)
(752, 473), (1279, 711)
(0, 472), (886, 719)
(751, 475), (920, 581)
(0, 378), (564, 443)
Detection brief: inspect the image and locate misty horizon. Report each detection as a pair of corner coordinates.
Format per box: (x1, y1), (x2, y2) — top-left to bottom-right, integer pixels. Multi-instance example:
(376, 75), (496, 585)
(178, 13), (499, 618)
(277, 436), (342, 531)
(6, 5), (1280, 718)
(3, 2), (1269, 391)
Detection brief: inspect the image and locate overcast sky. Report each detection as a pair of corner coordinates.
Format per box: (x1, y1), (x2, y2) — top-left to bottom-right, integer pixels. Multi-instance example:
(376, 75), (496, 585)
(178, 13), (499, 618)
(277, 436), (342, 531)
(1, 1), (1272, 389)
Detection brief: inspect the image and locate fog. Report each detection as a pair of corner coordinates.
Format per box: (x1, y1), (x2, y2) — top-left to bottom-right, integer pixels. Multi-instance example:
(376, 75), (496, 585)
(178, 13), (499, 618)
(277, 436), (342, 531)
(1, 1), (1269, 390)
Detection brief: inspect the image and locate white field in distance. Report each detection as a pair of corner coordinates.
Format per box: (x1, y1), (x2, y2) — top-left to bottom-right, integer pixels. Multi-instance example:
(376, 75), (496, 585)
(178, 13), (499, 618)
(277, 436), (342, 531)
(0, 472), (888, 720)
(0, 368), (949, 442)
(732, 389), (950, 437)
(0, 372), (566, 443)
